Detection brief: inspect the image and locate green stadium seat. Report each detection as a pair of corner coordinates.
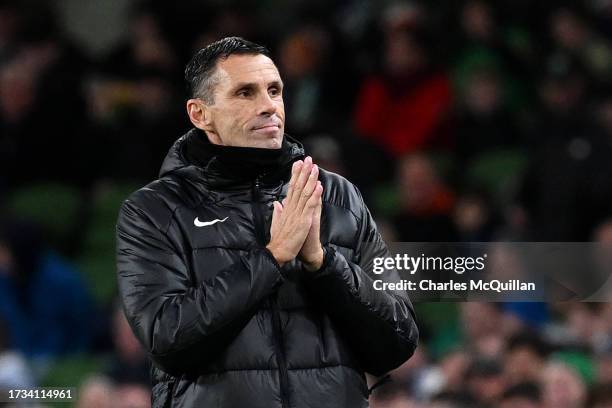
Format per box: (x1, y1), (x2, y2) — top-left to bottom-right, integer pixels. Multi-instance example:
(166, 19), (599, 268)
(41, 354), (108, 388)
(7, 183), (83, 250)
(77, 253), (118, 304)
(83, 182), (140, 253)
(78, 182), (139, 304)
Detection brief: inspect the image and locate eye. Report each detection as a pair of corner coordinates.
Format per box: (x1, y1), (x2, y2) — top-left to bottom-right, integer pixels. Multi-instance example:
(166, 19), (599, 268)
(237, 88), (252, 97)
(269, 86), (281, 96)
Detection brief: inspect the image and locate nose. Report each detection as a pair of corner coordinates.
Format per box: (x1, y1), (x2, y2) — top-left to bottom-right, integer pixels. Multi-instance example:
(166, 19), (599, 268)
(258, 92), (277, 116)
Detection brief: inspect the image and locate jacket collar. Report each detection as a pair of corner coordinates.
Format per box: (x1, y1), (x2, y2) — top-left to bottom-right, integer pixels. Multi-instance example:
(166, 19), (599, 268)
(159, 128), (305, 189)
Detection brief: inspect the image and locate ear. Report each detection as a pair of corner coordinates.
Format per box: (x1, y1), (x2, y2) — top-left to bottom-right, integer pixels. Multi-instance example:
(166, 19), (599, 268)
(186, 98), (222, 144)
(187, 99), (207, 129)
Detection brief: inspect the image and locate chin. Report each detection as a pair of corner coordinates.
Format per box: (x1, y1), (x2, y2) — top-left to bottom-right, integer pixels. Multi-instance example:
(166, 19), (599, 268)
(251, 131), (283, 149)
(267, 136), (283, 149)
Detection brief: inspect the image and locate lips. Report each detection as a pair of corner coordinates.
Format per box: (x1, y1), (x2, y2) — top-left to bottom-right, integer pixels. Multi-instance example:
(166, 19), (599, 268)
(253, 123), (280, 130)
(252, 116), (282, 131)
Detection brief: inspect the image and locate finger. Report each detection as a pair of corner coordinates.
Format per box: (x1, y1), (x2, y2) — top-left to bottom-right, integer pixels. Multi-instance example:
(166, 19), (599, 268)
(270, 201), (282, 238)
(286, 160), (302, 205)
(291, 156), (313, 207)
(298, 164), (320, 212)
(312, 183), (323, 223)
(314, 181), (323, 203)
(303, 172), (323, 213)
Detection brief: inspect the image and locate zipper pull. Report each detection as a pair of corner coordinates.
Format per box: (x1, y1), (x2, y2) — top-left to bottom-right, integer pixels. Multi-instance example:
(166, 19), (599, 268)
(253, 177), (262, 201)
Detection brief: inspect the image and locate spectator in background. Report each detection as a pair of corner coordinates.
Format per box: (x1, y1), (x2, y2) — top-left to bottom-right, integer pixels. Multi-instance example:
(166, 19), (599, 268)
(0, 318), (34, 389)
(102, 5), (177, 79)
(393, 153), (456, 241)
(466, 358), (507, 406)
(278, 25), (340, 138)
(354, 3), (452, 157)
(0, 221), (94, 361)
(540, 361), (587, 408)
(498, 381), (542, 408)
(370, 382), (416, 408)
(105, 303), (148, 385)
(114, 382), (150, 408)
(504, 331), (550, 386)
(450, 0), (532, 115)
(589, 384), (612, 408)
(428, 390), (478, 408)
(579, 93), (612, 236)
(87, 4), (186, 182)
(460, 303), (507, 358)
(459, 0), (496, 46)
(518, 55), (592, 240)
(302, 134), (346, 176)
(453, 60), (520, 164)
(452, 190), (495, 241)
(595, 343), (612, 387)
(547, 6), (612, 85)
(435, 350), (471, 395)
(77, 376), (116, 408)
(77, 375), (150, 408)
(0, 4), (90, 188)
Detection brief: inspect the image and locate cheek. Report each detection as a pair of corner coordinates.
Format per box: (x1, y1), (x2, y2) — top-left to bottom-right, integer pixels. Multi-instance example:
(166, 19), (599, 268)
(215, 106), (244, 130)
(276, 101), (286, 121)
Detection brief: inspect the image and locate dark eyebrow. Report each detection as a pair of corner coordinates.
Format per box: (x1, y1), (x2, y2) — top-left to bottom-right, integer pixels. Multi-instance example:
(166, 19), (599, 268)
(269, 80), (284, 89)
(232, 82), (256, 92)
(231, 80), (284, 92)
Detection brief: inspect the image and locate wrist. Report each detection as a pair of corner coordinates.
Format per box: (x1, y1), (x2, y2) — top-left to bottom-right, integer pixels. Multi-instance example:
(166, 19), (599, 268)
(266, 243), (290, 267)
(303, 246), (325, 272)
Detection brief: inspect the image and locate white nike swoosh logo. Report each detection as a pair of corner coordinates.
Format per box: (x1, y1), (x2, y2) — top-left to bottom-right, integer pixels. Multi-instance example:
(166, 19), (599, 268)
(194, 216), (228, 227)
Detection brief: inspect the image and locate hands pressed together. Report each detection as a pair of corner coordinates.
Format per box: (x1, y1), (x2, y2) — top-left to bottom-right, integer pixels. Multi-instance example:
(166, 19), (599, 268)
(266, 156), (324, 272)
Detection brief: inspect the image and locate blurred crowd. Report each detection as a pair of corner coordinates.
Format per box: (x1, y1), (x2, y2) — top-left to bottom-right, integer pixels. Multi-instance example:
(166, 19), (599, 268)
(1, 0), (612, 407)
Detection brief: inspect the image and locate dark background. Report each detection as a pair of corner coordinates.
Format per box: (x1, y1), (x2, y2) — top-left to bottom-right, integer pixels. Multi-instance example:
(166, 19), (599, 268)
(1, 0), (612, 407)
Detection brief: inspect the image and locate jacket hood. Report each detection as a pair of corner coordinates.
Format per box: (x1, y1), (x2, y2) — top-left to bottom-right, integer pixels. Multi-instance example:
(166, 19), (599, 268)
(159, 128), (305, 188)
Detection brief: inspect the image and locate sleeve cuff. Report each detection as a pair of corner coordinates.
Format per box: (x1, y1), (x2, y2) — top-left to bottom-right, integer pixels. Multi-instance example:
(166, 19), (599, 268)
(261, 246), (293, 281)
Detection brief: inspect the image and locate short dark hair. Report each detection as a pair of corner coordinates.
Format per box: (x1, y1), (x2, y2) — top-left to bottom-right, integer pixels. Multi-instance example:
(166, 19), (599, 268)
(500, 382), (541, 403)
(506, 330), (551, 358)
(184, 36), (271, 103)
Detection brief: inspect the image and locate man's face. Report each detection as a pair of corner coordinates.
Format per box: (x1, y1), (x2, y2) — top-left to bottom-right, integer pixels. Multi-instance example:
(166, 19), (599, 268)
(202, 53), (285, 149)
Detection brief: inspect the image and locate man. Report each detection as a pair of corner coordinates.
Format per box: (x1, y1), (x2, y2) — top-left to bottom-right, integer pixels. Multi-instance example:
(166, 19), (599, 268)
(116, 37), (418, 408)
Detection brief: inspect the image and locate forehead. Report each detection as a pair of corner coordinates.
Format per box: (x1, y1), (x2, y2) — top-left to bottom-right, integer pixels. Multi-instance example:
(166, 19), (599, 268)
(215, 54), (281, 88)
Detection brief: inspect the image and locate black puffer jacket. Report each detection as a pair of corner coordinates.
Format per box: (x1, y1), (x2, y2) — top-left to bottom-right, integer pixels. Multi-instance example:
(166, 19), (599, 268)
(116, 129), (418, 408)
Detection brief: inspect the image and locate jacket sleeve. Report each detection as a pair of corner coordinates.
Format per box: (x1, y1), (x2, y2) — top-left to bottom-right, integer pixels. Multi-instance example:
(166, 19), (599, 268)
(116, 197), (284, 376)
(302, 186), (418, 376)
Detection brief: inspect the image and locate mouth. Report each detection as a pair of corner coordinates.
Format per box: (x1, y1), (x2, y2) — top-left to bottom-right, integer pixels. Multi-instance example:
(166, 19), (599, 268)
(253, 123), (280, 131)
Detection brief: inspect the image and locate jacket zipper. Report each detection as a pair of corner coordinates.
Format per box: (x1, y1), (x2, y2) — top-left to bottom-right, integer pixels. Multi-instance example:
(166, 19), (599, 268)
(252, 176), (291, 408)
(271, 300), (290, 408)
